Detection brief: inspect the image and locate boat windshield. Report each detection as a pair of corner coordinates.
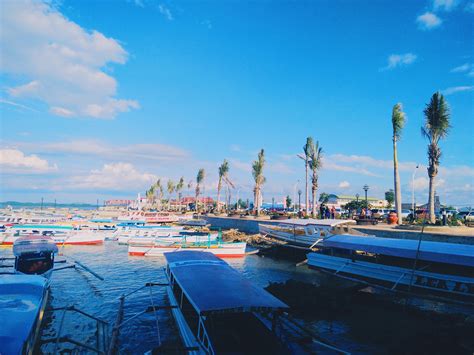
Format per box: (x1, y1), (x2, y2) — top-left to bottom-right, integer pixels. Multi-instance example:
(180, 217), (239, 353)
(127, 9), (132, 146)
(16, 253), (54, 275)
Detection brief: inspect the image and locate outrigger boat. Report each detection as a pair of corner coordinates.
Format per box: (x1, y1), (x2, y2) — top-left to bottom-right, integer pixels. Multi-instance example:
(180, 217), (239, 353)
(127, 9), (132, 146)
(306, 235), (474, 303)
(13, 235), (58, 279)
(115, 227), (187, 245)
(128, 235), (247, 257)
(163, 251), (290, 354)
(1, 225), (105, 245)
(258, 219), (356, 248)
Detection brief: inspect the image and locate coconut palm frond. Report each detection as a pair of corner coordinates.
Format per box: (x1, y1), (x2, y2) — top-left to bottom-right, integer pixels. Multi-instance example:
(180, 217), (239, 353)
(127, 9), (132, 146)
(167, 180), (175, 194)
(252, 149), (265, 183)
(197, 169), (205, 185)
(176, 177), (184, 192)
(423, 92), (451, 144)
(392, 103), (405, 141)
(303, 137), (314, 158)
(218, 160), (229, 178)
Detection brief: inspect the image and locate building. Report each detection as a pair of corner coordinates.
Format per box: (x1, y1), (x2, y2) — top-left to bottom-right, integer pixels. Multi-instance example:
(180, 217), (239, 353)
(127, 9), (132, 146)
(326, 194), (387, 208)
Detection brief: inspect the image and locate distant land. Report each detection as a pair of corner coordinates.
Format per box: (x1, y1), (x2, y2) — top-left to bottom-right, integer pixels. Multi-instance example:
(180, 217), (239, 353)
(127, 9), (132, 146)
(0, 201), (98, 209)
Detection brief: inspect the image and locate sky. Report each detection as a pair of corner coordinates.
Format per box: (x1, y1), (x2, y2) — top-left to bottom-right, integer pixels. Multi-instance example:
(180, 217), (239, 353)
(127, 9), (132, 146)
(0, 0), (473, 207)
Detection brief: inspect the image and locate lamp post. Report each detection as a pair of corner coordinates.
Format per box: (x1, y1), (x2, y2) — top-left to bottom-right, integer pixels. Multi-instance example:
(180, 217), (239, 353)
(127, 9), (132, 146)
(412, 165), (419, 219)
(355, 193), (359, 202)
(293, 179), (300, 213)
(363, 185), (369, 208)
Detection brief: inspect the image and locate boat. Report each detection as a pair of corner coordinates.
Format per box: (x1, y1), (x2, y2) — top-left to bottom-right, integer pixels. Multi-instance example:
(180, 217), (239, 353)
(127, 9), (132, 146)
(163, 251), (290, 354)
(120, 211), (178, 224)
(1, 225), (105, 245)
(258, 219), (356, 248)
(115, 226), (186, 245)
(177, 218), (208, 227)
(306, 235), (474, 303)
(0, 275), (50, 355)
(126, 232), (220, 247)
(128, 236), (247, 257)
(13, 235), (58, 279)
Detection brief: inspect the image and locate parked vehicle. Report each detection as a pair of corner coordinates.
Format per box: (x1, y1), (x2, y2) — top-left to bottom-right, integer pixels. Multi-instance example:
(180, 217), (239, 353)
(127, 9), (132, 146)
(371, 209), (388, 219)
(457, 211), (474, 222)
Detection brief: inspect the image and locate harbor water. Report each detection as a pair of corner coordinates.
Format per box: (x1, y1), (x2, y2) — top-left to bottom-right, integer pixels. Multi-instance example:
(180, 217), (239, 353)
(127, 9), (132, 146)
(1, 241), (473, 354)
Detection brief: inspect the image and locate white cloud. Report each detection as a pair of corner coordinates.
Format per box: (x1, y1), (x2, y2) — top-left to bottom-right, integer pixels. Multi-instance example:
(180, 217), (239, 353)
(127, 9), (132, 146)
(159, 4), (173, 21)
(0, 98), (39, 112)
(1, 0), (138, 119)
(433, 0), (458, 11)
(14, 139), (190, 162)
(329, 154), (418, 172)
(450, 63), (471, 73)
(442, 85), (473, 95)
(0, 148), (57, 173)
(338, 181), (350, 188)
(70, 163), (157, 190)
(381, 53), (417, 71)
(416, 12), (442, 30)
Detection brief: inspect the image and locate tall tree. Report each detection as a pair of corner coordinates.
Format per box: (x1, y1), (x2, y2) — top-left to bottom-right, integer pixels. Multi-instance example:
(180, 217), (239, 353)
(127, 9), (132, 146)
(298, 137), (314, 216)
(155, 179), (163, 210)
(167, 179), (175, 210)
(252, 149), (266, 216)
(175, 177), (184, 212)
(309, 140), (323, 217)
(217, 159), (229, 214)
(285, 195), (292, 210)
(195, 169), (205, 213)
(385, 189), (395, 208)
(422, 92), (451, 223)
(392, 103), (405, 225)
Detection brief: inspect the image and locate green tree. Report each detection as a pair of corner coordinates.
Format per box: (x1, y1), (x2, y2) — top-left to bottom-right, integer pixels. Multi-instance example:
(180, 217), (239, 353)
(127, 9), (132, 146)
(155, 179), (164, 210)
(195, 169), (205, 213)
(217, 159), (229, 214)
(344, 200), (370, 214)
(309, 141), (323, 217)
(422, 92), (451, 223)
(252, 149), (266, 216)
(392, 103), (405, 224)
(319, 192), (329, 204)
(385, 189), (395, 208)
(286, 195), (292, 210)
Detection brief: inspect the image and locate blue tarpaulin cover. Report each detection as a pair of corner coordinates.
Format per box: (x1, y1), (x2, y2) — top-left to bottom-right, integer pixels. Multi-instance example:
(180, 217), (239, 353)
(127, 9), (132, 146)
(321, 235), (474, 267)
(0, 275), (48, 355)
(165, 251), (288, 314)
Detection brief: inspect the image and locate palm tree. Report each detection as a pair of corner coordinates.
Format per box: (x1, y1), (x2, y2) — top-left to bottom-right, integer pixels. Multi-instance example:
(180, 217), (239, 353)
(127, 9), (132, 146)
(155, 179), (164, 210)
(146, 186), (155, 209)
(309, 141), (323, 217)
(392, 103), (405, 225)
(195, 169), (205, 213)
(167, 179), (175, 211)
(217, 160), (229, 214)
(252, 149), (266, 216)
(298, 137), (314, 216)
(422, 92), (450, 223)
(176, 177), (184, 212)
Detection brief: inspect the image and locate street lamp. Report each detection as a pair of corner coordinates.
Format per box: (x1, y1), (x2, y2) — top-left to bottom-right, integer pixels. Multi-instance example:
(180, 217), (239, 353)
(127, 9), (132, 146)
(363, 185), (369, 208)
(293, 179), (300, 213)
(412, 165), (419, 218)
(355, 193), (359, 202)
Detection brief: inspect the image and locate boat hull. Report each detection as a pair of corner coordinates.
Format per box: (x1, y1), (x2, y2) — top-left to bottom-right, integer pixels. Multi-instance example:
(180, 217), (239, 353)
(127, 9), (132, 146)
(128, 242), (247, 257)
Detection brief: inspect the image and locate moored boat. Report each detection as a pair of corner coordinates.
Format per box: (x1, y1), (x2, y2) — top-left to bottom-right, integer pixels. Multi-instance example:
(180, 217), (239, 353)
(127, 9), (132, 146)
(13, 235), (58, 279)
(0, 275), (50, 355)
(163, 251), (289, 354)
(258, 219), (356, 248)
(306, 235), (474, 303)
(129, 238), (247, 257)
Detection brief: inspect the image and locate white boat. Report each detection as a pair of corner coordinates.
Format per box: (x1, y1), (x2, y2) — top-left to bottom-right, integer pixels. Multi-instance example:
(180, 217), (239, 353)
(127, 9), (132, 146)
(1, 225), (105, 246)
(258, 218), (356, 248)
(0, 275), (50, 355)
(162, 251), (289, 353)
(307, 235), (474, 303)
(127, 232), (219, 246)
(128, 238), (247, 257)
(115, 227), (186, 245)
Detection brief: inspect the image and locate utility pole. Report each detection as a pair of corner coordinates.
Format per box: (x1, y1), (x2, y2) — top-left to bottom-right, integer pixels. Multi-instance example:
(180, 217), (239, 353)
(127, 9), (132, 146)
(40, 197), (44, 210)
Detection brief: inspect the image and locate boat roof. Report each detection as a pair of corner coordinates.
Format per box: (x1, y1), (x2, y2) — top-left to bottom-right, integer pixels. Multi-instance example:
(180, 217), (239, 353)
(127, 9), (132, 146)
(320, 235), (474, 267)
(0, 275), (48, 355)
(165, 251), (288, 315)
(262, 218), (355, 227)
(13, 236), (58, 255)
(12, 224), (73, 230)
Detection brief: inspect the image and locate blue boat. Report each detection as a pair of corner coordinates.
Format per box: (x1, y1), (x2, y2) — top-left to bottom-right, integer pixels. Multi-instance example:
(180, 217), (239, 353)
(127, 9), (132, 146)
(0, 275), (50, 355)
(163, 251), (289, 354)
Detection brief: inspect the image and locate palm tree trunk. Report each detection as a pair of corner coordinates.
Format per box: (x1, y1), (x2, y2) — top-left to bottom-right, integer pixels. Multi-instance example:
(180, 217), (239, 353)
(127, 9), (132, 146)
(254, 186), (259, 216)
(217, 179), (222, 214)
(393, 140), (402, 225)
(428, 171), (436, 224)
(305, 162), (309, 216)
(312, 184), (317, 217)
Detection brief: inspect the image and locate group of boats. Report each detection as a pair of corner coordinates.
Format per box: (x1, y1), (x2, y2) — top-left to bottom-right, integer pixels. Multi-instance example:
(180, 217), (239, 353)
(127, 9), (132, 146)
(259, 219), (474, 304)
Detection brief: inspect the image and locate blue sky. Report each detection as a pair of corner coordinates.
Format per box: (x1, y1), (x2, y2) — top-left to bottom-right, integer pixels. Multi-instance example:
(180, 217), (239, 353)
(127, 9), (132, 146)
(0, 0), (473, 206)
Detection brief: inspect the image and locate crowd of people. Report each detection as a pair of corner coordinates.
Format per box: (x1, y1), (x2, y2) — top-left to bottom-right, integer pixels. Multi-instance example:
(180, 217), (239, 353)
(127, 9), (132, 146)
(319, 204), (336, 219)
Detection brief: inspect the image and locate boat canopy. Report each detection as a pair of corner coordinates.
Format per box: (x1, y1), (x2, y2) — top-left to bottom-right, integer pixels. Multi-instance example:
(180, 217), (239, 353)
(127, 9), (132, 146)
(90, 218), (113, 223)
(262, 219), (355, 227)
(321, 235), (474, 267)
(12, 224), (73, 230)
(165, 251), (288, 315)
(13, 236), (58, 256)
